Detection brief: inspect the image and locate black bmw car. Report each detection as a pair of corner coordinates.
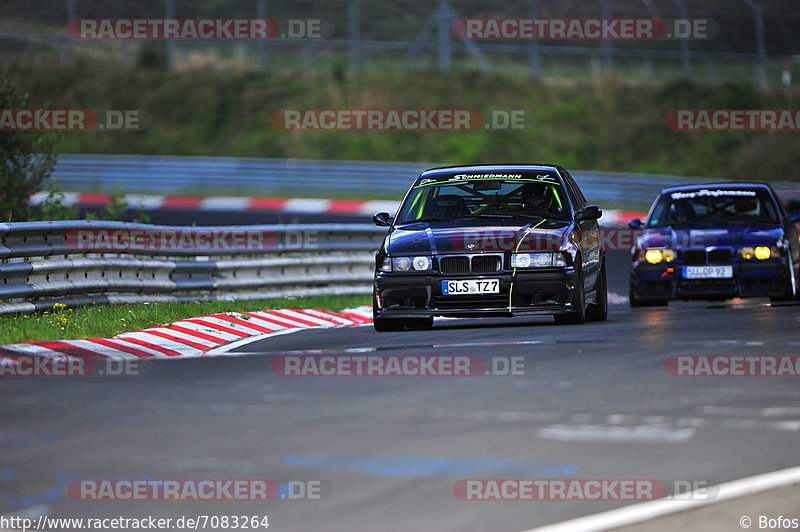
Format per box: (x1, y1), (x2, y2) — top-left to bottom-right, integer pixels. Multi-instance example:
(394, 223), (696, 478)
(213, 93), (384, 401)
(629, 183), (800, 306)
(371, 164), (608, 331)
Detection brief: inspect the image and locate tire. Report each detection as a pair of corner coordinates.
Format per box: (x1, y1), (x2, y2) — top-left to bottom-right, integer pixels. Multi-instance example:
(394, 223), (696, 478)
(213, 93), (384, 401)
(554, 255), (587, 325)
(373, 293), (402, 332)
(586, 258), (608, 322)
(770, 257), (797, 304)
(769, 284), (794, 303)
(629, 281), (668, 307)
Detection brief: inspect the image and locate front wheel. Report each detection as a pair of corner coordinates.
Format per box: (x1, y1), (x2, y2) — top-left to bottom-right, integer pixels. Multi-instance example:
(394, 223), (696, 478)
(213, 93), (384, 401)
(586, 258), (608, 322)
(770, 256), (797, 304)
(629, 282), (668, 307)
(554, 256), (587, 325)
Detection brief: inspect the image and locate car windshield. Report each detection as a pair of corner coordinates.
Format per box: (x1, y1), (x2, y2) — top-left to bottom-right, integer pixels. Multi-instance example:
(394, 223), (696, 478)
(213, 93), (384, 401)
(647, 188), (780, 227)
(395, 175), (570, 224)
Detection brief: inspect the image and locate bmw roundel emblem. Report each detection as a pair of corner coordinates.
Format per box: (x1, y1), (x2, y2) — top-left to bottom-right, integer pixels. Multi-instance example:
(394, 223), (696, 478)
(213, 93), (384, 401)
(466, 242), (477, 250)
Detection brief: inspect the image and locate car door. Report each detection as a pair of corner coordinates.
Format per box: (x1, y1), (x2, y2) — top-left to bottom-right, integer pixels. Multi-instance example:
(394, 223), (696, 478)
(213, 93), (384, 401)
(561, 169), (601, 291)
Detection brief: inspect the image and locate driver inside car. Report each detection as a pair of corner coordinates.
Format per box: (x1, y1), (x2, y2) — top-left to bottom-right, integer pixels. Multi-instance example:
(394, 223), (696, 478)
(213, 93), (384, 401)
(519, 183), (552, 213)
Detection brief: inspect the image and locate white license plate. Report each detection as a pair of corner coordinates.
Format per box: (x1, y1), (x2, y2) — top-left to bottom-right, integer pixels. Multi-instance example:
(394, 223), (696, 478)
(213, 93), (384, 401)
(683, 266), (733, 279)
(441, 279), (500, 295)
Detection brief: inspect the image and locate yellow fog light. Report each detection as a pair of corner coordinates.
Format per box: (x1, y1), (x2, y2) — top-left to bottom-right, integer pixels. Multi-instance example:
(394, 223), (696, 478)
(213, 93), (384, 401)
(645, 250), (663, 264)
(662, 249), (676, 262)
(754, 246), (771, 260)
(740, 247), (754, 260)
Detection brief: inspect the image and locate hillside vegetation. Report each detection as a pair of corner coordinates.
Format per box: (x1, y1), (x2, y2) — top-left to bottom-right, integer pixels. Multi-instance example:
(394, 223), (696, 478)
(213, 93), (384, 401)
(6, 58), (800, 180)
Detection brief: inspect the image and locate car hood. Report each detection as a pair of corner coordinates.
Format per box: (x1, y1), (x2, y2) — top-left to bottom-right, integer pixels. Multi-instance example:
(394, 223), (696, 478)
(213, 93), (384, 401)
(386, 220), (573, 255)
(638, 224), (785, 250)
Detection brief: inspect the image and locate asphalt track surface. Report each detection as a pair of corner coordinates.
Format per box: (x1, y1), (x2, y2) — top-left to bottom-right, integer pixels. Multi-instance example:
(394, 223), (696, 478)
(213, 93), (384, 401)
(2, 251), (800, 531)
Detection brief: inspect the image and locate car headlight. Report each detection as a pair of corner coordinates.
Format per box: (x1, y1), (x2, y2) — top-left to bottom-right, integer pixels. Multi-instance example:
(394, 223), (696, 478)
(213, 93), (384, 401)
(391, 256), (431, 272)
(739, 246), (778, 260)
(380, 257), (392, 272)
(412, 256), (431, 271)
(511, 252), (566, 268)
(393, 257), (412, 271)
(642, 249), (675, 264)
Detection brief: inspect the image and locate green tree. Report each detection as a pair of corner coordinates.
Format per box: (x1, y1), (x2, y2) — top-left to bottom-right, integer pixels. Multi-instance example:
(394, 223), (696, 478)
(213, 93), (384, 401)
(36, 178), (78, 221)
(0, 75), (58, 222)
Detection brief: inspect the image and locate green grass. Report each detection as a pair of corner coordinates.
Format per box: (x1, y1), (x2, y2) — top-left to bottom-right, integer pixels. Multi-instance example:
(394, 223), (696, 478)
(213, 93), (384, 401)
(0, 295), (370, 345)
(4, 56), (800, 186)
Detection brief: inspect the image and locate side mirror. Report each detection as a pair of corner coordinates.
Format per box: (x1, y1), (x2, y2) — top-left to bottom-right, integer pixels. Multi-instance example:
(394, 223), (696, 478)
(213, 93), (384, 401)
(373, 212), (393, 227)
(576, 205), (602, 221)
(628, 218), (644, 229)
(787, 212), (800, 224)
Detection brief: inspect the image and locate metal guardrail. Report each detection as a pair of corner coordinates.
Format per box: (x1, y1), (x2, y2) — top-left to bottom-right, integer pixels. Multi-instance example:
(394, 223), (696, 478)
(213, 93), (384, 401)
(52, 154), (800, 208)
(0, 221), (386, 315)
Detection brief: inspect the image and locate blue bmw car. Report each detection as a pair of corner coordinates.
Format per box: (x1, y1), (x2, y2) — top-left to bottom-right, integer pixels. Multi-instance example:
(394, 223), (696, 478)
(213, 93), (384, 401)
(629, 183), (800, 306)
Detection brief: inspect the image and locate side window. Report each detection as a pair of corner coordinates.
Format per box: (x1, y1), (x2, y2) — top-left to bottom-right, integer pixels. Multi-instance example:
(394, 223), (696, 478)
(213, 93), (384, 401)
(560, 171), (585, 212)
(563, 170), (587, 207)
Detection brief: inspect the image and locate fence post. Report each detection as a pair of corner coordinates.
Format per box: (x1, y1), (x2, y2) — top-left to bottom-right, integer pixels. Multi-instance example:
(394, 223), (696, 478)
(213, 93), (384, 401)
(598, 0), (613, 74)
(643, 54), (654, 82)
(348, 0), (361, 71)
(257, 0), (268, 70)
(705, 57), (715, 84)
(670, 0), (691, 79)
(165, 0), (175, 70)
(527, 0), (541, 78)
(437, 0), (452, 73)
(740, 0), (767, 89)
(66, 0), (77, 59)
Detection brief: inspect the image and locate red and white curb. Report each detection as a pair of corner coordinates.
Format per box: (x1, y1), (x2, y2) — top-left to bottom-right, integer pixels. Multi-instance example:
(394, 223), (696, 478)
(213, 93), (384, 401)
(29, 192), (645, 225)
(0, 306), (373, 364)
(29, 192), (400, 217)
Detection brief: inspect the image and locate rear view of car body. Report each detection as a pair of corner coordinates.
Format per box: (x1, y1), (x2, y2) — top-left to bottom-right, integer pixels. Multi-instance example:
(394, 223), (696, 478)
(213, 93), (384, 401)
(629, 183), (800, 304)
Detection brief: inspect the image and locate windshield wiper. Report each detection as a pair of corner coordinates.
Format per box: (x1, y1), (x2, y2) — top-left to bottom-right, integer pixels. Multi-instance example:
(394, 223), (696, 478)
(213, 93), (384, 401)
(465, 212), (543, 219)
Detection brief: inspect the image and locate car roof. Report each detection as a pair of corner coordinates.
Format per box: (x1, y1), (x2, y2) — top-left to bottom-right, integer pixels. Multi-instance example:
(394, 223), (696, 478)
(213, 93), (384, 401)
(419, 164), (561, 178)
(659, 182), (775, 195)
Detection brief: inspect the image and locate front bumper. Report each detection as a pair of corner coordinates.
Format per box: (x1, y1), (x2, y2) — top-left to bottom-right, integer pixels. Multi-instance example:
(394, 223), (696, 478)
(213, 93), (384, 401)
(630, 259), (790, 300)
(374, 269), (577, 318)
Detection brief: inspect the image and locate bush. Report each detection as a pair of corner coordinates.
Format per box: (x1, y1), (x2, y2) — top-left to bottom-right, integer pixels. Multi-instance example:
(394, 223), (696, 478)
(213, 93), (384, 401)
(0, 74), (58, 222)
